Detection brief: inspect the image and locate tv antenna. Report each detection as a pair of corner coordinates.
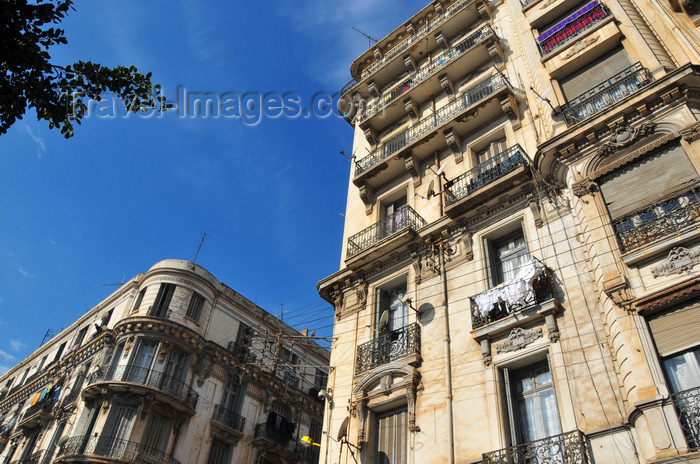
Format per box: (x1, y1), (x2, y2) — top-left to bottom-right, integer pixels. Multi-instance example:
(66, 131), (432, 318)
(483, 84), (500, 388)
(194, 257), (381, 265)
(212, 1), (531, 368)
(40, 329), (55, 347)
(530, 86), (556, 112)
(102, 275), (126, 288)
(426, 160), (450, 199)
(352, 26), (378, 47)
(193, 231), (207, 263)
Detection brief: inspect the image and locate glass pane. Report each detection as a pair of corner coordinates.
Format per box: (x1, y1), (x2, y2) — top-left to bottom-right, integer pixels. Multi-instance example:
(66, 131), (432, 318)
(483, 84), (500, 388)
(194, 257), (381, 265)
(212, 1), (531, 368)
(517, 397), (538, 443)
(664, 351), (700, 392)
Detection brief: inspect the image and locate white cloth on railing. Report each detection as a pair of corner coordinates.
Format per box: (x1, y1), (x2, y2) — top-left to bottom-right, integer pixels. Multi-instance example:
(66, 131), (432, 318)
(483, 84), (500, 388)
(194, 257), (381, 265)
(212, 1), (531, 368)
(475, 259), (540, 316)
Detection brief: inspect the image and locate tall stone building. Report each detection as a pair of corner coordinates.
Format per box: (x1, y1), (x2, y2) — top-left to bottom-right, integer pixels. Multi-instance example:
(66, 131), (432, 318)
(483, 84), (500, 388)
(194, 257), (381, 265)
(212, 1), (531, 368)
(318, 0), (700, 462)
(0, 259), (329, 464)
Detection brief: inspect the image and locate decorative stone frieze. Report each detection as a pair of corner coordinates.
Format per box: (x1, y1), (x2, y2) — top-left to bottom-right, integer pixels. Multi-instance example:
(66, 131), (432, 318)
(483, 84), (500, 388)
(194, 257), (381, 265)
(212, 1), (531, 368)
(652, 247), (700, 278)
(495, 327), (543, 354)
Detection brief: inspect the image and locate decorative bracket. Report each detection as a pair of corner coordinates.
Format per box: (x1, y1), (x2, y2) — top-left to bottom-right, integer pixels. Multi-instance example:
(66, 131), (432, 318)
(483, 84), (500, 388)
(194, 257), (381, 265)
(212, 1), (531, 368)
(363, 126), (377, 146)
(411, 250), (423, 284)
(439, 73), (454, 96)
(403, 151), (422, 187)
(404, 97), (418, 119)
(358, 183), (374, 215)
(443, 127), (463, 163)
(487, 42), (504, 63)
(367, 80), (379, 99)
(435, 31), (450, 51)
(403, 54), (417, 74)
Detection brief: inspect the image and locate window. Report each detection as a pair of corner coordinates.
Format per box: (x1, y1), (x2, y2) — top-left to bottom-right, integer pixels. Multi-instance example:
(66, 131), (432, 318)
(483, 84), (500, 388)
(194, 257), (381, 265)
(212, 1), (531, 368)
(279, 347), (299, 387)
(377, 284), (407, 333)
(99, 404), (136, 457)
(207, 438), (231, 464)
(383, 196), (408, 237)
(504, 361), (562, 445)
(73, 326), (88, 350)
(376, 408), (407, 464)
(52, 342), (67, 363)
(229, 322), (255, 363)
(37, 355), (48, 372)
(663, 348), (700, 393)
(151, 283), (176, 318)
(128, 339), (158, 382)
(476, 137), (508, 165)
(161, 347), (190, 393)
(186, 292), (205, 322)
(314, 368), (328, 390)
(490, 230), (529, 286)
(142, 414), (172, 452)
(133, 287), (147, 312)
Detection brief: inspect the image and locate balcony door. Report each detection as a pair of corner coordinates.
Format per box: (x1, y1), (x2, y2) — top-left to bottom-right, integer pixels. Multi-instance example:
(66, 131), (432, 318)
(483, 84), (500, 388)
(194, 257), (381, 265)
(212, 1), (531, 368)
(384, 197), (407, 237)
(100, 404), (136, 458)
(128, 340), (157, 384)
(505, 361), (562, 446)
(161, 348), (189, 396)
(491, 230), (529, 285)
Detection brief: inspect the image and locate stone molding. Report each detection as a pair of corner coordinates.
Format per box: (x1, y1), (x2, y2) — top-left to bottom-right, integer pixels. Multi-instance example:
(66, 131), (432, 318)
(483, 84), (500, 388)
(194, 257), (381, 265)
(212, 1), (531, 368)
(495, 327), (543, 353)
(651, 247), (700, 278)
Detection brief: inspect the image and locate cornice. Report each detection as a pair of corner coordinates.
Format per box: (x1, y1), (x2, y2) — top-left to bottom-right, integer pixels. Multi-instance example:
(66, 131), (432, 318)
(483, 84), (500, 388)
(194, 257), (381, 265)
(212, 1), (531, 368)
(634, 275), (700, 315)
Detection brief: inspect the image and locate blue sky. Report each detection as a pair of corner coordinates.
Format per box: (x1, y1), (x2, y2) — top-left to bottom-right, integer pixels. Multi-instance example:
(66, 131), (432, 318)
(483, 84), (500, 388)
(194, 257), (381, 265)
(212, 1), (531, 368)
(0, 0), (430, 373)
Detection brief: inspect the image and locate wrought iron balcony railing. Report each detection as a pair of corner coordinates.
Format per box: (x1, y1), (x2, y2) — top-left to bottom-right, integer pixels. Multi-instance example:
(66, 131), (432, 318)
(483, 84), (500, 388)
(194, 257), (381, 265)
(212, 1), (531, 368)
(89, 365), (198, 410)
(10, 450), (43, 464)
(355, 323), (421, 375)
(358, 24), (496, 122)
(355, 73), (507, 176)
(537, 1), (610, 55)
(482, 430), (588, 464)
(671, 386), (700, 451)
(340, 0), (475, 96)
(561, 62), (653, 126)
(444, 145), (526, 206)
(20, 399), (55, 423)
(347, 206), (426, 259)
(613, 184), (700, 254)
(254, 423), (294, 447)
(58, 435), (181, 464)
(470, 260), (553, 330)
(520, 0), (539, 8)
(212, 405), (245, 432)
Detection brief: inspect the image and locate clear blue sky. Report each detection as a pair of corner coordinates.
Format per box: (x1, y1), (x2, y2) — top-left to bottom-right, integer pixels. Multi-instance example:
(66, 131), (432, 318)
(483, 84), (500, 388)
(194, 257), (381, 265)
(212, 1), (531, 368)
(0, 0), (429, 373)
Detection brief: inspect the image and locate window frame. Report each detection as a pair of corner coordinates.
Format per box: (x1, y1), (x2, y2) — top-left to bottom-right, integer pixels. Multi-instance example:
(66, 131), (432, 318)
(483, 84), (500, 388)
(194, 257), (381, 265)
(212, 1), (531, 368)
(185, 291), (205, 322)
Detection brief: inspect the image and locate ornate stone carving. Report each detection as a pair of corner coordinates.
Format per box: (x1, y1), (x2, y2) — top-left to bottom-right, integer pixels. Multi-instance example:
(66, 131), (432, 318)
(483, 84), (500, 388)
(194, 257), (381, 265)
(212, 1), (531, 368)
(682, 121), (700, 143)
(157, 342), (171, 364)
(495, 327), (543, 354)
(603, 272), (632, 307)
(528, 196), (544, 228)
(652, 247), (700, 278)
(561, 35), (600, 60)
(367, 80), (379, 98)
(406, 383), (419, 432)
(358, 183), (374, 215)
(356, 397), (368, 442)
(439, 73), (454, 96)
(477, 0), (492, 19)
(355, 279), (368, 310)
(546, 314), (560, 343)
(487, 42), (504, 63)
(481, 339), (492, 366)
(330, 285), (344, 312)
(404, 54), (417, 74)
(403, 152), (421, 187)
(444, 128), (463, 163)
(500, 94), (518, 119)
(597, 122), (656, 157)
(373, 48), (383, 61)
(123, 335), (135, 357)
(411, 250), (422, 284)
(435, 31), (449, 50)
(539, 0), (557, 9)
(572, 178), (597, 197)
(363, 126), (377, 146)
(406, 23), (416, 36)
(459, 229), (473, 261)
(404, 97), (417, 118)
(195, 347), (214, 387)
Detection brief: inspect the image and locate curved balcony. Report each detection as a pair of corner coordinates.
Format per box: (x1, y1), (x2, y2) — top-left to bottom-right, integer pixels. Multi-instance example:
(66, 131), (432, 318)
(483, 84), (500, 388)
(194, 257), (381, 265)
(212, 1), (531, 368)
(561, 62), (653, 127)
(357, 24), (498, 126)
(9, 451), (43, 464)
(482, 430), (588, 464)
(85, 366), (198, 413)
(17, 399), (56, 429)
(444, 144), (529, 217)
(354, 73), (511, 187)
(57, 435), (180, 464)
(346, 206), (426, 263)
(355, 323), (421, 375)
(212, 405), (245, 434)
(341, 0), (479, 97)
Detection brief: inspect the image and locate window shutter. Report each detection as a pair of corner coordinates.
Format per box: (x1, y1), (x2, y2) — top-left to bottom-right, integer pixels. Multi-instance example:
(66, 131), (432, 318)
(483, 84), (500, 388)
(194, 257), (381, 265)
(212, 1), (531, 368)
(648, 300), (700, 357)
(599, 143), (697, 219)
(560, 46), (632, 100)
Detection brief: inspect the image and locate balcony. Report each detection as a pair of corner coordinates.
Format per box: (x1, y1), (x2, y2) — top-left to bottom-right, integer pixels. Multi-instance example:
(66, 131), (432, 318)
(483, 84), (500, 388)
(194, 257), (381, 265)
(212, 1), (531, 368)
(57, 436), (180, 464)
(354, 73), (510, 184)
(357, 24), (497, 124)
(346, 206), (426, 261)
(444, 144), (529, 217)
(561, 62), (653, 126)
(613, 184), (700, 254)
(470, 260), (556, 336)
(341, 0), (478, 97)
(212, 405), (245, 433)
(9, 451), (43, 464)
(482, 430), (588, 464)
(17, 399), (55, 429)
(671, 386), (700, 451)
(537, 1), (610, 56)
(86, 365), (198, 412)
(355, 323), (421, 375)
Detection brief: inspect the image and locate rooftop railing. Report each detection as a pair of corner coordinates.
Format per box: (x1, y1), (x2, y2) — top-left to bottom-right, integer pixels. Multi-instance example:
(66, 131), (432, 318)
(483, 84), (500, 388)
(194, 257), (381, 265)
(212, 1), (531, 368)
(355, 73), (507, 176)
(482, 430), (588, 464)
(340, 0), (476, 96)
(561, 62), (653, 126)
(89, 365), (198, 410)
(355, 323), (421, 375)
(212, 405), (245, 433)
(58, 435), (181, 464)
(444, 145), (526, 206)
(537, 1), (610, 55)
(671, 386), (700, 451)
(358, 24), (496, 122)
(612, 184), (700, 254)
(347, 206), (426, 259)
(470, 260), (553, 330)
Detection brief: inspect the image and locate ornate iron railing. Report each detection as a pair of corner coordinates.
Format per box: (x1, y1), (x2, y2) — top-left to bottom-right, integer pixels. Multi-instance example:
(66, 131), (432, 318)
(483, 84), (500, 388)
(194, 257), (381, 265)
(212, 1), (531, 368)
(355, 323), (421, 375)
(88, 365), (198, 410)
(212, 405), (245, 432)
(612, 184), (700, 253)
(537, 1), (610, 55)
(358, 24), (496, 122)
(561, 62), (653, 126)
(227, 340), (256, 364)
(20, 400), (55, 422)
(340, 0), (475, 96)
(355, 73), (507, 175)
(347, 207), (426, 259)
(58, 435), (181, 464)
(671, 386), (700, 451)
(482, 430), (588, 464)
(444, 145), (526, 206)
(10, 451), (43, 464)
(521, 0), (539, 8)
(254, 423), (294, 447)
(470, 261), (553, 330)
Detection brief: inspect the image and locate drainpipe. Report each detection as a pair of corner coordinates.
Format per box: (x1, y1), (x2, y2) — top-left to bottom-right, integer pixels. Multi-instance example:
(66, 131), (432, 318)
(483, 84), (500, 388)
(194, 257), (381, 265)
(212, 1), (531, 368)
(439, 244), (455, 464)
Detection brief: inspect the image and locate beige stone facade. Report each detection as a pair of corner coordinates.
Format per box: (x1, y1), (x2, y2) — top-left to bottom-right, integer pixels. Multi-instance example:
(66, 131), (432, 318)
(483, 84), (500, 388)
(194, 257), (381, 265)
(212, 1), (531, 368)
(0, 259), (329, 464)
(318, 0), (700, 462)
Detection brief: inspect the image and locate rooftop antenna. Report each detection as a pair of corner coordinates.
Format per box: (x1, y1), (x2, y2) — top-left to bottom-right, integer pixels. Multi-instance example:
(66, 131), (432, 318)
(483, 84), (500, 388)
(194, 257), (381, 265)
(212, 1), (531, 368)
(101, 275), (126, 288)
(193, 231), (207, 264)
(352, 26), (379, 47)
(39, 329), (55, 347)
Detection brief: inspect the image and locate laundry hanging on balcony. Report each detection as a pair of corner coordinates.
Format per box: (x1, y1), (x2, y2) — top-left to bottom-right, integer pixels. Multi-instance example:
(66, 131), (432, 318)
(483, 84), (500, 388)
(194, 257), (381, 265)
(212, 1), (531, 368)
(474, 259), (541, 317)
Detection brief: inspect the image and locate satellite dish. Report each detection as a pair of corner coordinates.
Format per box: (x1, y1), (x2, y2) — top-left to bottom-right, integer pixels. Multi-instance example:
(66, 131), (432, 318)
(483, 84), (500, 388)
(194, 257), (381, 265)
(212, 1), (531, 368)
(378, 310), (389, 331)
(427, 178), (435, 199)
(337, 416), (349, 441)
(58, 435), (69, 447)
